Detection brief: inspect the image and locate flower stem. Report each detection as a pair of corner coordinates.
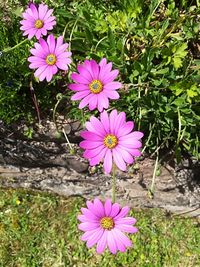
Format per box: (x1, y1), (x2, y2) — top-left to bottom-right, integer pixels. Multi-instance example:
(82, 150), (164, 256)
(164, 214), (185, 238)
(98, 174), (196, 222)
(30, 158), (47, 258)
(30, 79), (41, 124)
(2, 39), (29, 54)
(62, 128), (74, 154)
(52, 94), (75, 154)
(112, 164), (117, 203)
(53, 94), (63, 132)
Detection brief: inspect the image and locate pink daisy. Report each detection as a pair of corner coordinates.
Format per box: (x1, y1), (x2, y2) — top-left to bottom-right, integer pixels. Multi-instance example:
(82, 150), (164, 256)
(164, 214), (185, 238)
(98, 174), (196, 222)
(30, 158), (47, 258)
(78, 198), (138, 254)
(20, 3), (56, 40)
(28, 34), (72, 82)
(79, 109), (143, 174)
(68, 58), (122, 112)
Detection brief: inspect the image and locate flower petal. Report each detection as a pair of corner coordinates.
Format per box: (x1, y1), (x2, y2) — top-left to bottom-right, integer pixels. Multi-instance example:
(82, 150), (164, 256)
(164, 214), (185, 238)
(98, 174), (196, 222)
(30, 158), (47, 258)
(81, 207), (99, 220)
(93, 199), (105, 217)
(90, 59), (100, 79)
(71, 90), (90, 101)
(112, 148), (127, 171)
(78, 222), (99, 231)
(89, 94), (98, 110)
(103, 82), (122, 90)
(85, 121), (104, 137)
(86, 228), (104, 248)
(110, 203), (120, 218)
(119, 131), (144, 140)
(68, 84), (89, 91)
(90, 116), (106, 136)
(100, 110), (110, 133)
(77, 64), (93, 81)
(107, 231), (117, 254)
(118, 140), (142, 149)
(117, 121), (134, 137)
(104, 199), (112, 216)
(111, 229), (126, 252)
(96, 231), (108, 254)
(114, 112), (126, 135)
(47, 34), (55, 53)
(102, 69), (119, 84)
(81, 228), (100, 241)
(114, 206), (130, 220)
(89, 147), (107, 166)
(79, 94), (94, 109)
(115, 217), (137, 225)
(109, 109), (118, 134)
(38, 4), (48, 20)
(104, 90), (120, 100)
(103, 149), (113, 174)
(83, 145), (105, 159)
(79, 140), (102, 150)
(97, 92), (109, 112)
(80, 131), (102, 141)
(77, 215), (98, 223)
(114, 147), (134, 164)
(117, 145), (142, 157)
(115, 224), (138, 233)
(112, 229), (132, 248)
(85, 199), (105, 219)
(99, 62), (112, 81)
(71, 73), (90, 84)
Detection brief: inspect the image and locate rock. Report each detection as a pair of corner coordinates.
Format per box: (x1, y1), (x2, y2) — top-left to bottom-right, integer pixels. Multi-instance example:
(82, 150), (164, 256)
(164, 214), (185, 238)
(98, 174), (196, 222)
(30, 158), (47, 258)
(67, 158), (89, 173)
(0, 119), (200, 217)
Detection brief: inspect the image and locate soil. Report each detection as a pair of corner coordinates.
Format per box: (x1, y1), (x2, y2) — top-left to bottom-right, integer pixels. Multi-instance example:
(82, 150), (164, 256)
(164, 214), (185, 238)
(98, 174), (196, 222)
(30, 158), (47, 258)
(0, 119), (199, 217)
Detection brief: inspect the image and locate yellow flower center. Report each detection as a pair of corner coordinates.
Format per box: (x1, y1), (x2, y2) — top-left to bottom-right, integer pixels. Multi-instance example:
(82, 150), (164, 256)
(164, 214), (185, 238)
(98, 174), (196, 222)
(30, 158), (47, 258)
(46, 54), (57, 65)
(34, 19), (44, 29)
(100, 217), (114, 230)
(104, 134), (118, 149)
(89, 80), (103, 94)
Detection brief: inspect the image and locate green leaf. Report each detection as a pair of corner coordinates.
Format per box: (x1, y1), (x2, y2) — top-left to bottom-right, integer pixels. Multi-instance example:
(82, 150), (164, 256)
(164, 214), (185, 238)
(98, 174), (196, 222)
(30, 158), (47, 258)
(151, 67), (169, 75)
(173, 57), (182, 69)
(187, 89), (198, 98)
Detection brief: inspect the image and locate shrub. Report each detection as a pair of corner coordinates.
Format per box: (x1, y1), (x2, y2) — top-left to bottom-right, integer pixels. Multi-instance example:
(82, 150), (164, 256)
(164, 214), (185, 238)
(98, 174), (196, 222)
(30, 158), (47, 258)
(0, 0), (199, 159)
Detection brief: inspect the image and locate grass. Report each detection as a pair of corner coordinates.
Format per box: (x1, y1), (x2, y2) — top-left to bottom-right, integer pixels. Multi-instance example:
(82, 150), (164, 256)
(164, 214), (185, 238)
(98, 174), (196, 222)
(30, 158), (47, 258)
(0, 188), (199, 267)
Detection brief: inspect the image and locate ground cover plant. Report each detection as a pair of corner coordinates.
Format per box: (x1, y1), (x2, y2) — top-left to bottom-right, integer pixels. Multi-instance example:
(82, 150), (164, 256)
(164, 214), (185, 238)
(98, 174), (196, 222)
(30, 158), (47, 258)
(0, 189), (199, 267)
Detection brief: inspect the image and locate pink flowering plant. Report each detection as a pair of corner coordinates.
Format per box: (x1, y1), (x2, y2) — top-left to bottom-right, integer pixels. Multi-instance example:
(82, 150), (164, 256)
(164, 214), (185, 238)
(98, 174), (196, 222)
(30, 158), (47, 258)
(78, 198), (138, 254)
(69, 58), (122, 112)
(17, 1), (144, 255)
(28, 34), (71, 82)
(80, 110), (143, 174)
(20, 3), (56, 40)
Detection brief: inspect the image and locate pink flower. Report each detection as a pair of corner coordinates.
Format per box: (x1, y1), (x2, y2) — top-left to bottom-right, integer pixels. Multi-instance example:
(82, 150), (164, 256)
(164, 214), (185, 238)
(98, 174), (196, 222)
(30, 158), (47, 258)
(79, 110), (143, 174)
(28, 34), (72, 82)
(78, 198), (138, 254)
(20, 3), (56, 39)
(68, 58), (122, 112)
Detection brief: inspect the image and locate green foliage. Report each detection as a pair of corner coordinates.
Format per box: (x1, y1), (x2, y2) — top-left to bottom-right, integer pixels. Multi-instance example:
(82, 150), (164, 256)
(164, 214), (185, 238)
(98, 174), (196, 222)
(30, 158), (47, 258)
(0, 0), (199, 158)
(0, 189), (199, 266)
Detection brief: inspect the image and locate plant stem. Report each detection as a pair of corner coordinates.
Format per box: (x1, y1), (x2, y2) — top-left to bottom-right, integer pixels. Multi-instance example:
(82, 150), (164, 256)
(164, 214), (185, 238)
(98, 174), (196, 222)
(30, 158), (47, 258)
(53, 94), (63, 132)
(68, 18), (79, 52)
(52, 94), (74, 154)
(149, 137), (159, 198)
(142, 123), (155, 154)
(30, 80), (41, 124)
(112, 164), (117, 203)
(177, 107), (182, 146)
(62, 128), (74, 154)
(150, 152), (159, 195)
(2, 39), (29, 54)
